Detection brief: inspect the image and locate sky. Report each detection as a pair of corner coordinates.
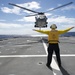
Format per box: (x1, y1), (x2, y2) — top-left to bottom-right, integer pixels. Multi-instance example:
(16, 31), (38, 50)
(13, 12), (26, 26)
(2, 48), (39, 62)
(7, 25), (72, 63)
(0, 0), (75, 35)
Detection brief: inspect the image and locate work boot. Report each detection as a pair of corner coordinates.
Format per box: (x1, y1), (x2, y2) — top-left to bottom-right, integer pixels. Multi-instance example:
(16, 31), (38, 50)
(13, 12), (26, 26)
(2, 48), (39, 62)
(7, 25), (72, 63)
(46, 64), (52, 70)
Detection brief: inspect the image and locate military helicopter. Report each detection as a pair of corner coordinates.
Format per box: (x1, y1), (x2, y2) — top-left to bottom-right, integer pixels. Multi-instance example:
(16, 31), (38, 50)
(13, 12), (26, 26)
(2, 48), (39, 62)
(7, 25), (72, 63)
(9, 2), (73, 29)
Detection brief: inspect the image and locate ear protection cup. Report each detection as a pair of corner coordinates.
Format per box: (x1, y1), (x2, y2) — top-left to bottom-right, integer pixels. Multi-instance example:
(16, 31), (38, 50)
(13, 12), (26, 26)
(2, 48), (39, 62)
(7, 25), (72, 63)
(50, 24), (57, 29)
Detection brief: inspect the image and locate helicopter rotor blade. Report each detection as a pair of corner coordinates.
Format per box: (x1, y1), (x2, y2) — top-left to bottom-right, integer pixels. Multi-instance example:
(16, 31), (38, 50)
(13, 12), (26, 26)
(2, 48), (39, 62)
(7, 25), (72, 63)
(9, 3), (39, 13)
(25, 14), (38, 17)
(45, 2), (73, 12)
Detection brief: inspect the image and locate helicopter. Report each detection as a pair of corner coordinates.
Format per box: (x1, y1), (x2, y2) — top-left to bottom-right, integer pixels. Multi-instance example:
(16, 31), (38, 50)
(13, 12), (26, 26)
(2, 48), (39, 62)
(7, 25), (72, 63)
(9, 2), (73, 29)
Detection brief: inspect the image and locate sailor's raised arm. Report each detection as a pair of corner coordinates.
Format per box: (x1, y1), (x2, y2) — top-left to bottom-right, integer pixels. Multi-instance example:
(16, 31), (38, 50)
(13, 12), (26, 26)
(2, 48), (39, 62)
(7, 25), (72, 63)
(33, 29), (49, 35)
(58, 27), (75, 34)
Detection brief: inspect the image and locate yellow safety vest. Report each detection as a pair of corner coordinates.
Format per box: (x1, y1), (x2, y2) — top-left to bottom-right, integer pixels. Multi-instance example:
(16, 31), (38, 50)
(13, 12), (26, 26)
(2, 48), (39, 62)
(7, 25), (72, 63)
(33, 27), (74, 43)
(48, 30), (59, 43)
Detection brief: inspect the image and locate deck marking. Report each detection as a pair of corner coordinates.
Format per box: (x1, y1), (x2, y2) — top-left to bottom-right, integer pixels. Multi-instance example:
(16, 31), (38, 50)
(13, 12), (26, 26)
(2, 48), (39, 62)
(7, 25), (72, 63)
(53, 54), (75, 57)
(42, 40), (48, 55)
(0, 55), (47, 57)
(0, 54), (75, 58)
(42, 39), (62, 75)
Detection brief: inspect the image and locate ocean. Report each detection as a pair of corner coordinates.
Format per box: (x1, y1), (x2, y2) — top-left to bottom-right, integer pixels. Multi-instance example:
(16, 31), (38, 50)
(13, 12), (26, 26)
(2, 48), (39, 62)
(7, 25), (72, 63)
(0, 32), (75, 40)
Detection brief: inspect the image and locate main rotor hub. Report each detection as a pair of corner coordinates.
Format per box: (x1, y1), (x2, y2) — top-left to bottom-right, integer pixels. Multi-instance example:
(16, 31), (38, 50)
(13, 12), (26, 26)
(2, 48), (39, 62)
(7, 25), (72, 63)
(38, 12), (44, 15)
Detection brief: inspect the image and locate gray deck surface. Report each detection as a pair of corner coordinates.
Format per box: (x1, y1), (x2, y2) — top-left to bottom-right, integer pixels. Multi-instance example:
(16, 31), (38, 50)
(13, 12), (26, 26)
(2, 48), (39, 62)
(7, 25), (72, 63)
(0, 37), (75, 75)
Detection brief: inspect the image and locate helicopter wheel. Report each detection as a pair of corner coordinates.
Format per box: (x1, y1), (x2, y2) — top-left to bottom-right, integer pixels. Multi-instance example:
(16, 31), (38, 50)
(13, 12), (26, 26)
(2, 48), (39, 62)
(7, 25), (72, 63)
(34, 25), (36, 27)
(45, 25), (47, 27)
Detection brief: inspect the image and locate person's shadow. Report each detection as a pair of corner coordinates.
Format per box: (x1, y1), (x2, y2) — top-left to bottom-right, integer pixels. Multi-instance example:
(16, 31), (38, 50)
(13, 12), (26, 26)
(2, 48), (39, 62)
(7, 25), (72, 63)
(49, 65), (70, 75)
(59, 66), (70, 75)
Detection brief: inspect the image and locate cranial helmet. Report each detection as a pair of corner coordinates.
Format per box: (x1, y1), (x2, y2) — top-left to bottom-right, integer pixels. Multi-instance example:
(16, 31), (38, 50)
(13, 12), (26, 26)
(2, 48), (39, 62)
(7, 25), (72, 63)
(50, 24), (57, 29)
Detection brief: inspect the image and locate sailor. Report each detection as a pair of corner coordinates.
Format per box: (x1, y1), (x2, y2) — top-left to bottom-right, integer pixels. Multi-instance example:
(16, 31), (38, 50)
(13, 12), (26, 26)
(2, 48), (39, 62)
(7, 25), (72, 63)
(33, 24), (74, 68)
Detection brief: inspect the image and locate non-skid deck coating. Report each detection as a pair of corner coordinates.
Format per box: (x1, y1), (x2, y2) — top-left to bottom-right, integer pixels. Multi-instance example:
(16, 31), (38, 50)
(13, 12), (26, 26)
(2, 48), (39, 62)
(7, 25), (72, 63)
(0, 37), (75, 75)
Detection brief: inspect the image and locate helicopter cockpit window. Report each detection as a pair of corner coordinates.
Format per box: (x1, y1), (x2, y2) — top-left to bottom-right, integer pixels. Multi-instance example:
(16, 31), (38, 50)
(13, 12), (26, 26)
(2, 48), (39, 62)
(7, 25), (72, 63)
(38, 15), (45, 19)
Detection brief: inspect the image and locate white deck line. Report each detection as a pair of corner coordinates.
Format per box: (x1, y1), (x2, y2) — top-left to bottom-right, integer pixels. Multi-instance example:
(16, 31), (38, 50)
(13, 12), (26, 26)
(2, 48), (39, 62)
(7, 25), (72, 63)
(42, 40), (48, 55)
(42, 39), (62, 75)
(53, 54), (75, 57)
(0, 55), (47, 57)
(0, 54), (75, 58)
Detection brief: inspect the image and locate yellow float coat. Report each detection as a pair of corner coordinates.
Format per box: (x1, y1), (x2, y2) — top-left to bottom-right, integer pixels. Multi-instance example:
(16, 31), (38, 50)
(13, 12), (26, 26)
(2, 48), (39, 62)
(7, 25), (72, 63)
(48, 30), (59, 43)
(33, 27), (74, 43)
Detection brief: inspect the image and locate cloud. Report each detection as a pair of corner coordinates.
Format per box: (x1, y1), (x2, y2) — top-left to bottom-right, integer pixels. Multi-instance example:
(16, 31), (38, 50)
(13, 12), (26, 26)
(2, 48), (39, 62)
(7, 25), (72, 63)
(18, 1), (41, 9)
(0, 22), (23, 28)
(48, 16), (75, 25)
(0, 22), (34, 29)
(16, 16), (35, 22)
(1, 7), (21, 15)
(0, 28), (37, 35)
(0, 22), (36, 35)
(1, 1), (41, 15)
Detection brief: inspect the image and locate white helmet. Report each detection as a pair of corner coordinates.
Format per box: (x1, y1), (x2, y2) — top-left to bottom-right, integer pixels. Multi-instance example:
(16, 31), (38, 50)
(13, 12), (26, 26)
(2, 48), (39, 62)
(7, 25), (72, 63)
(50, 24), (57, 29)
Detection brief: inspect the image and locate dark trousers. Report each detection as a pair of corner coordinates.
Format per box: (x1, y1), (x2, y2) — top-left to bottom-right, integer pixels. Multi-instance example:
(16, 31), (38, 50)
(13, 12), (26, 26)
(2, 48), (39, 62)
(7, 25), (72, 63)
(47, 43), (61, 66)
